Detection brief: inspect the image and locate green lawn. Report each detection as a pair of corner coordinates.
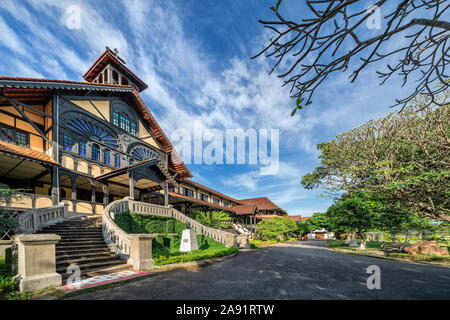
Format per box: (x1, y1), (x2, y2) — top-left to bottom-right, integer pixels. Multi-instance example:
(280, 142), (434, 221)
(326, 239), (450, 265)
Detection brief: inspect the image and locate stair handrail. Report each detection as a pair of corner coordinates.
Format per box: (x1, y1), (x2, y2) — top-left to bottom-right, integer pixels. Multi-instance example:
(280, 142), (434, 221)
(128, 200), (240, 247)
(102, 198), (132, 259)
(16, 202), (68, 234)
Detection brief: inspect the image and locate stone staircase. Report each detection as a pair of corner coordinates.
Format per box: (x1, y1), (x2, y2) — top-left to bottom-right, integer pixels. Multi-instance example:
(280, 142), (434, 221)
(38, 216), (132, 283)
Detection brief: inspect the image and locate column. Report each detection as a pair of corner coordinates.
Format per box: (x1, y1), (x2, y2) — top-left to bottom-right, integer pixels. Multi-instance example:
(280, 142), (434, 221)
(51, 167), (60, 205)
(163, 181), (169, 206)
(103, 183), (109, 205)
(71, 176), (77, 200)
(129, 172), (135, 199)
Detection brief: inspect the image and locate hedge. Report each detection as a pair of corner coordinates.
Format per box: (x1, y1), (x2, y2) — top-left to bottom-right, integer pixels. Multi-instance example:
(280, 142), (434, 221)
(115, 212), (186, 235)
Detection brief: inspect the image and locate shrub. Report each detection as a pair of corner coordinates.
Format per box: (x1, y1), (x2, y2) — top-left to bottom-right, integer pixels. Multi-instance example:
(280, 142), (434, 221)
(191, 210), (232, 229)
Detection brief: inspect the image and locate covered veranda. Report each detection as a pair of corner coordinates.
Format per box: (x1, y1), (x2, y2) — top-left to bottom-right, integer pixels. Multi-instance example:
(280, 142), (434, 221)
(95, 158), (178, 207)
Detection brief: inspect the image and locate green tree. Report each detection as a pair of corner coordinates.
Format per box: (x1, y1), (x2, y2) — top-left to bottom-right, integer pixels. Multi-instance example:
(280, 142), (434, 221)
(256, 217), (297, 240)
(302, 94), (450, 222)
(191, 210), (233, 229)
(306, 212), (330, 230)
(326, 193), (382, 250)
(296, 221), (314, 237)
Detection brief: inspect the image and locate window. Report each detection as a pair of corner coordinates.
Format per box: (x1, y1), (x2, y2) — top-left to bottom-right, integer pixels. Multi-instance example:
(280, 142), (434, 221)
(113, 111), (119, 126)
(129, 158), (134, 165)
(0, 125), (29, 147)
(63, 134), (72, 151)
(213, 198), (220, 205)
(183, 188), (194, 198)
(79, 141), (87, 157)
(113, 109), (137, 135)
(115, 154), (121, 168)
(0, 126), (14, 144)
(120, 115), (127, 130)
(169, 187), (174, 192)
(92, 144), (100, 161)
(201, 194), (209, 202)
(104, 149), (111, 165)
(223, 201), (229, 207)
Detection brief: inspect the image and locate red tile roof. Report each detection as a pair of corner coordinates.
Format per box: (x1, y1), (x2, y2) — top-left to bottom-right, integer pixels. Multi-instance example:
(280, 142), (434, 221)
(0, 140), (60, 166)
(83, 48), (148, 92)
(286, 215), (303, 222)
(168, 191), (234, 212)
(230, 204), (257, 215)
(239, 197), (282, 211)
(181, 179), (241, 204)
(255, 215), (280, 220)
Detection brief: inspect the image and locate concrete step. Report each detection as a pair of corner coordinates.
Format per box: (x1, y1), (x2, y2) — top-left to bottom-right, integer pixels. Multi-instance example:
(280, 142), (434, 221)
(57, 255), (123, 267)
(57, 249), (115, 259)
(57, 259), (127, 276)
(57, 235), (104, 241)
(57, 240), (107, 246)
(56, 244), (109, 251)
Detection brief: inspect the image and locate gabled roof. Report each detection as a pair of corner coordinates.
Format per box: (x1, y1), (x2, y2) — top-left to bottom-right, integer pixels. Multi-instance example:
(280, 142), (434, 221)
(230, 204), (257, 215)
(0, 77), (192, 179)
(83, 48), (148, 92)
(181, 179), (241, 204)
(239, 197), (282, 211)
(95, 158), (178, 187)
(0, 140), (60, 166)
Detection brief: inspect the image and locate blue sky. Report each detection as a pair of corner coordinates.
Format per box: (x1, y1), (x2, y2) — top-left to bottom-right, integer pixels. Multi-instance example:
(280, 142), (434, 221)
(0, 0), (421, 216)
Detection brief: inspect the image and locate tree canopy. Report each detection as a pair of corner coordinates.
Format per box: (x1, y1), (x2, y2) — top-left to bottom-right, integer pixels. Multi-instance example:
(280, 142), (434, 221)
(256, 217), (297, 240)
(253, 0), (449, 114)
(301, 93), (449, 222)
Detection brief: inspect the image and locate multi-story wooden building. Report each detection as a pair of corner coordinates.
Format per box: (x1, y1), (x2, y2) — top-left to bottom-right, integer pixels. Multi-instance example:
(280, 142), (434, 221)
(0, 48), (189, 215)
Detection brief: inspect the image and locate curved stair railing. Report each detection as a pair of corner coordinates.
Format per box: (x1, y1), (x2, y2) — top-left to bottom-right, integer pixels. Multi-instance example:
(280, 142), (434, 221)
(103, 198), (248, 259)
(16, 202), (68, 234)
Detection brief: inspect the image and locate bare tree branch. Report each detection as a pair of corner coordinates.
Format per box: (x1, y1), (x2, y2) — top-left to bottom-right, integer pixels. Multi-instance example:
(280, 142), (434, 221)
(252, 0), (450, 114)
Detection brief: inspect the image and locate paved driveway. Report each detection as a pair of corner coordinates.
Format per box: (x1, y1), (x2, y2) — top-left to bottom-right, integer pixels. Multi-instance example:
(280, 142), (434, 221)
(68, 241), (450, 300)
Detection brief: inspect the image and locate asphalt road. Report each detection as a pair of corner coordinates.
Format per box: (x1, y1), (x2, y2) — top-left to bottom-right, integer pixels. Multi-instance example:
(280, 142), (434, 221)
(68, 241), (450, 300)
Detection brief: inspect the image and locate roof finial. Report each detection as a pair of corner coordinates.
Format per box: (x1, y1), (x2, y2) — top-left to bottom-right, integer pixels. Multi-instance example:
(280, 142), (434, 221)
(114, 48), (119, 56)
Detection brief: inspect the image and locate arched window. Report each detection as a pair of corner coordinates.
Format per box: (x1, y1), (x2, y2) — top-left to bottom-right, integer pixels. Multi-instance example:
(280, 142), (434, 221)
(115, 154), (121, 168)
(92, 144), (100, 161)
(79, 140), (87, 157)
(104, 149), (111, 165)
(111, 103), (138, 136)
